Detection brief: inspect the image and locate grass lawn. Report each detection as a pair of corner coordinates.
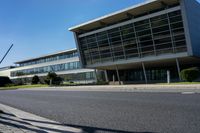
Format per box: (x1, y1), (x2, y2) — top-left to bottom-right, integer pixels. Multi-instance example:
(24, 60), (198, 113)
(0, 84), (49, 90)
(157, 82), (200, 85)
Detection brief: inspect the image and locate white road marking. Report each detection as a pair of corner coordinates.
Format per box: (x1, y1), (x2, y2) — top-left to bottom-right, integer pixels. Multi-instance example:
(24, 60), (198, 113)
(181, 92), (195, 94)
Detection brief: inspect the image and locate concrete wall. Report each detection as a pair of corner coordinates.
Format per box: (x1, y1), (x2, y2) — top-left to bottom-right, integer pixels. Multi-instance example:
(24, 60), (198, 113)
(181, 0), (200, 57)
(0, 69), (12, 77)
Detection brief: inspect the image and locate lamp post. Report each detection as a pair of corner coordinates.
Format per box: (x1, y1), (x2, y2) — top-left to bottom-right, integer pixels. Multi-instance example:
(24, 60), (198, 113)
(0, 44), (14, 64)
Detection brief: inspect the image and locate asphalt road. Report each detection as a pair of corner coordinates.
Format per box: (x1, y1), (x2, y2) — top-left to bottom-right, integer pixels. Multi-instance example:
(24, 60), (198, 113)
(0, 89), (200, 133)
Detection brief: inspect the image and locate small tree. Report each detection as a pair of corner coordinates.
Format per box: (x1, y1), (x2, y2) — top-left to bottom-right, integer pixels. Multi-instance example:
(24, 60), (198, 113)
(180, 67), (200, 82)
(54, 76), (63, 85)
(45, 72), (62, 85)
(31, 75), (40, 84)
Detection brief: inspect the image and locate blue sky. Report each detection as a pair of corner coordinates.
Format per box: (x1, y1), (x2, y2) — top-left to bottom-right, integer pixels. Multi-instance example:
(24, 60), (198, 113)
(0, 0), (146, 67)
(0, 0), (199, 67)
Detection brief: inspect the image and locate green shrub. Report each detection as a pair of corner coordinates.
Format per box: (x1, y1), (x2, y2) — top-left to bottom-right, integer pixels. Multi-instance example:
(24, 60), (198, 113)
(31, 75), (40, 84)
(96, 80), (109, 85)
(45, 72), (63, 85)
(180, 67), (200, 82)
(0, 76), (12, 87)
(54, 77), (63, 85)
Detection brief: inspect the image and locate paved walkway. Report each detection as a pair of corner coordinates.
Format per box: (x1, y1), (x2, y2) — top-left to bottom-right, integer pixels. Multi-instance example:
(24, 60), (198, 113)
(0, 112), (44, 133)
(19, 84), (200, 93)
(0, 104), (83, 133)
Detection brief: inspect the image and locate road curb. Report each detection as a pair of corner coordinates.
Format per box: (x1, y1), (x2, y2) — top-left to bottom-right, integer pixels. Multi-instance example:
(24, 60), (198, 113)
(17, 85), (200, 93)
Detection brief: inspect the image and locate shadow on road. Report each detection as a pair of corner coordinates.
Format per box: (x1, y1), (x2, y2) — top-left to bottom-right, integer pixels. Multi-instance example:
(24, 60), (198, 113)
(0, 113), (48, 132)
(23, 118), (156, 133)
(0, 113), (70, 133)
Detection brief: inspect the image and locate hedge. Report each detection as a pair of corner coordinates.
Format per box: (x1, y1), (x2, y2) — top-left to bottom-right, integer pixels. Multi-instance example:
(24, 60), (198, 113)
(0, 76), (12, 87)
(180, 67), (200, 82)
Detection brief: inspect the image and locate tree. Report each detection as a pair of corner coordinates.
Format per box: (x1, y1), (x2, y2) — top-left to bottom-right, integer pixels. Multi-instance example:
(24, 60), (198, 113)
(180, 67), (200, 82)
(0, 76), (12, 87)
(31, 75), (40, 84)
(45, 72), (62, 85)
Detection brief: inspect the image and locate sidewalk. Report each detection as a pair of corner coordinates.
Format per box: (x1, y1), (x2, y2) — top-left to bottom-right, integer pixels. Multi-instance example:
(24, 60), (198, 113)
(18, 84), (200, 93)
(0, 104), (83, 133)
(0, 111), (46, 133)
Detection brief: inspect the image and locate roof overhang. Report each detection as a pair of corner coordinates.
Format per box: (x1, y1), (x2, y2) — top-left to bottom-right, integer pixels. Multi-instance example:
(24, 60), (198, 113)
(69, 0), (179, 33)
(15, 48), (77, 64)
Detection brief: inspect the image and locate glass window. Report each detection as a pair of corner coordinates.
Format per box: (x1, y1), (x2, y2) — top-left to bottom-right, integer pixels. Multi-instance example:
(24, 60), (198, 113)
(77, 10), (187, 66)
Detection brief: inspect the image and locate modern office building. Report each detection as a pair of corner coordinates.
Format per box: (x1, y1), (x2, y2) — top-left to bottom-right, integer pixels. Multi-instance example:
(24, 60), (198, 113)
(69, 0), (200, 84)
(0, 49), (96, 84)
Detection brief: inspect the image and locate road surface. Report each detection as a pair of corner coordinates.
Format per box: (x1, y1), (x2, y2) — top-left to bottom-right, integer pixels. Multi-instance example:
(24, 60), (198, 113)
(0, 89), (199, 133)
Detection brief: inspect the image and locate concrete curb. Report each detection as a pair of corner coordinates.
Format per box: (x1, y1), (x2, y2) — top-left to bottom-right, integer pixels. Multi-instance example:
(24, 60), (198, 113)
(16, 84), (200, 93)
(0, 103), (83, 133)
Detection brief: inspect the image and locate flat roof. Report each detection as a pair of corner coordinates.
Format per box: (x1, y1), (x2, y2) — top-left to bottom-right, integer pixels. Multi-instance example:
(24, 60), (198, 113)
(69, 0), (179, 32)
(15, 48), (77, 64)
(0, 66), (16, 71)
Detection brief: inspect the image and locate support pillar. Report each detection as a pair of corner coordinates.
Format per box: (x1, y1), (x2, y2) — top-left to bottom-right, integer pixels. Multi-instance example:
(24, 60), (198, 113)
(142, 62), (148, 84)
(94, 69), (98, 82)
(112, 74), (115, 82)
(116, 66), (121, 85)
(104, 70), (109, 82)
(176, 58), (181, 81)
(167, 70), (170, 84)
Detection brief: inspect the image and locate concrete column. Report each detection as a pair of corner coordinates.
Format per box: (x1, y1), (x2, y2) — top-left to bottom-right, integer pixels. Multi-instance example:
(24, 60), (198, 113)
(94, 69), (98, 82)
(167, 70), (170, 84)
(142, 62), (148, 84)
(104, 70), (109, 82)
(73, 32), (85, 67)
(176, 58), (181, 81)
(116, 66), (121, 85)
(112, 74), (115, 82)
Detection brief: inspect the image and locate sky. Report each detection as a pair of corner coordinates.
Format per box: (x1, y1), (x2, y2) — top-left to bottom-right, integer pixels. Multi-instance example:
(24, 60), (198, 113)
(0, 0), (146, 67)
(0, 0), (199, 67)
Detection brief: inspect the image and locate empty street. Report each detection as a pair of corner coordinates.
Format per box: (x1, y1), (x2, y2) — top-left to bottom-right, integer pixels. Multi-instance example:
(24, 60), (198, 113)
(0, 88), (200, 133)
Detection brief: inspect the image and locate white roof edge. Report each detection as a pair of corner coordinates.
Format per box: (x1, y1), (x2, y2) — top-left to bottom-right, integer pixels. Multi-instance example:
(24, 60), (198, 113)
(68, 0), (157, 31)
(15, 48), (77, 64)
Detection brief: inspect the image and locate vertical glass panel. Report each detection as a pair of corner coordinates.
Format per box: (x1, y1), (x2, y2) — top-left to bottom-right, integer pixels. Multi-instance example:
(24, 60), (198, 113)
(134, 19), (150, 31)
(108, 28), (124, 60)
(138, 35), (154, 56)
(77, 10), (186, 66)
(97, 31), (113, 62)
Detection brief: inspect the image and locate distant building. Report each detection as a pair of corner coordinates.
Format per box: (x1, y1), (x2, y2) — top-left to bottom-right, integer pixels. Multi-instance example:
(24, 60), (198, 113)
(69, 0), (200, 84)
(0, 49), (96, 84)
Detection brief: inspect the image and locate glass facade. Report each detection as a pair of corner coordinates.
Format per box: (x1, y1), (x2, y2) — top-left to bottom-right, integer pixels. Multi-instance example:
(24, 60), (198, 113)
(19, 51), (78, 67)
(11, 71), (96, 85)
(107, 67), (180, 82)
(121, 69), (171, 81)
(78, 10), (187, 66)
(61, 72), (95, 81)
(11, 61), (80, 77)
